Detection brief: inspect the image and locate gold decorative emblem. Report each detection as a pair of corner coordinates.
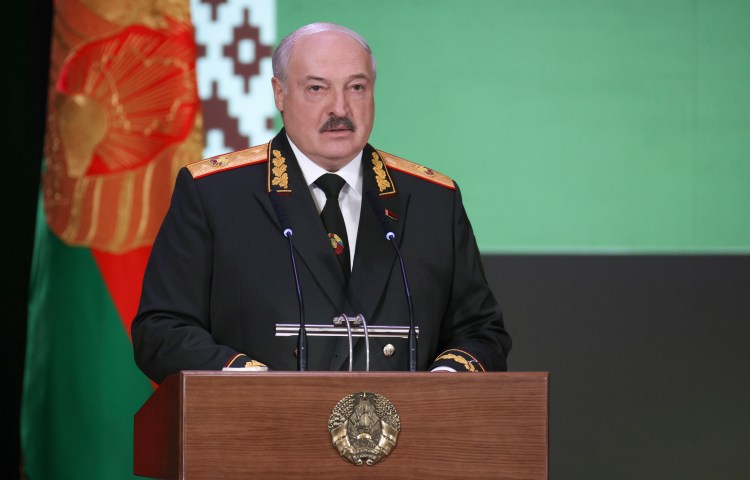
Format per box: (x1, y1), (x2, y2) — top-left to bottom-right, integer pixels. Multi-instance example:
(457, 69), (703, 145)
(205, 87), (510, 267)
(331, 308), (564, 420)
(328, 391), (401, 466)
(371, 152), (393, 193)
(416, 164), (435, 176)
(270, 149), (289, 190)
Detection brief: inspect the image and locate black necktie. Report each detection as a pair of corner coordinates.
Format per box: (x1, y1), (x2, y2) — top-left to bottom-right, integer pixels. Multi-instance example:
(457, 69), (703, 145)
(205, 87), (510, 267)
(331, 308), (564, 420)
(314, 173), (350, 280)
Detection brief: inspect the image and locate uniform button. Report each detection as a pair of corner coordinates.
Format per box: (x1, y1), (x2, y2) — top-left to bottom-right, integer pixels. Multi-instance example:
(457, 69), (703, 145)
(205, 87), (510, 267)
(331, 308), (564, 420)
(383, 344), (395, 357)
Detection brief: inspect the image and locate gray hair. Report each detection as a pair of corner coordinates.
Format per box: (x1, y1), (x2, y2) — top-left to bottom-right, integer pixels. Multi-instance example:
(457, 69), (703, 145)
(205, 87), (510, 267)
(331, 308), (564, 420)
(272, 22), (377, 86)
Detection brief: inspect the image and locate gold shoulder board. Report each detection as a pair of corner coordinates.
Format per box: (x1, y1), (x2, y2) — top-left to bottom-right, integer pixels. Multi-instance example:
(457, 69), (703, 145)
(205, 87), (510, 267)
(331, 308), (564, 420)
(187, 144), (268, 179)
(377, 150), (455, 190)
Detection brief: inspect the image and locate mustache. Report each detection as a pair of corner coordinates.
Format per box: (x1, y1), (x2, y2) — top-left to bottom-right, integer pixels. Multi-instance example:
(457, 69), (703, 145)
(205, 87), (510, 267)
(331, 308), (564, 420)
(319, 116), (356, 133)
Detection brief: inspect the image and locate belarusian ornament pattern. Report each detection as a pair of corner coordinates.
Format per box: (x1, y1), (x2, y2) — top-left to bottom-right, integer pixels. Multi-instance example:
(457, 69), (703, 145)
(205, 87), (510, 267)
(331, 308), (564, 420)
(191, 0), (277, 158)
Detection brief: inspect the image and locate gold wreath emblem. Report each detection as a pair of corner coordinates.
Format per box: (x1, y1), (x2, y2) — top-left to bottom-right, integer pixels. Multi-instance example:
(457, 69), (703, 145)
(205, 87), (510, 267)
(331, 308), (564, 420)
(328, 391), (401, 466)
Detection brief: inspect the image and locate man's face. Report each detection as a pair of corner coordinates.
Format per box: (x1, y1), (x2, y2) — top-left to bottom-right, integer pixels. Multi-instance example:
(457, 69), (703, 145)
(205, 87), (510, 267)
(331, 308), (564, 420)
(272, 31), (375, 171)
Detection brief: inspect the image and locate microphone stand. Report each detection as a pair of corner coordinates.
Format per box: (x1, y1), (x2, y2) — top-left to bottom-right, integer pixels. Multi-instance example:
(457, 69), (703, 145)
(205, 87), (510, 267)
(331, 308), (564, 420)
(340, 314), (353, 372)
(389, 239), (417, 372)
(269, 192), (308, 371)
(333, 314), (370, 372)
(361, 314), (370, 372)
(286, 229), (307, 371)
(365, 191), (418, 371)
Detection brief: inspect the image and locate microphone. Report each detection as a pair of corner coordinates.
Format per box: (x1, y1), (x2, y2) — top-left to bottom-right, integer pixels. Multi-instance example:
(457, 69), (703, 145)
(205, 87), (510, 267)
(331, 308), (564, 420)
(268, 191), (308, 371)
(365, 190), (417, 371)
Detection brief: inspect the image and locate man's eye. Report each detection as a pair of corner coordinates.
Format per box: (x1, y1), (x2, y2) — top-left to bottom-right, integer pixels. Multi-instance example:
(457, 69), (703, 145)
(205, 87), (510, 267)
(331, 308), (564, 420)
(308, 85), (322, 92)
(352, 84), (365, 91)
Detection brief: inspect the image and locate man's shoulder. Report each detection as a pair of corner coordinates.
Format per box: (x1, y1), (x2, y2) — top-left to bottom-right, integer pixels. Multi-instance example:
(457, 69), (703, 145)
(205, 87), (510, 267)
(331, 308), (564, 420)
(375, 149), (455, 190)
(186, 144), (268, 179)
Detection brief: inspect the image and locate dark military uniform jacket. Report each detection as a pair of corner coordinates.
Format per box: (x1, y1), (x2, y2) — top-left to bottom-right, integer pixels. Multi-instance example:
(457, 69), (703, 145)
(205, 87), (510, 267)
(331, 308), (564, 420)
(132, 129), (511, 384)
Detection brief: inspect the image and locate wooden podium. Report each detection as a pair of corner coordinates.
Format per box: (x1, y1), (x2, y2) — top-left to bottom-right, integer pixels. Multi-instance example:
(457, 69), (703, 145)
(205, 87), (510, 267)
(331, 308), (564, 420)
(134, 371), (548, 479)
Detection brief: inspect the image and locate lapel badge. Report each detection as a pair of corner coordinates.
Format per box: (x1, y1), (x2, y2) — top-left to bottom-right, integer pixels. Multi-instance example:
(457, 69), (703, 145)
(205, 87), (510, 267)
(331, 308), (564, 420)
(329, 391), (401, 466)
(384, 209), (398, 221)
(328, 233), (346, 255)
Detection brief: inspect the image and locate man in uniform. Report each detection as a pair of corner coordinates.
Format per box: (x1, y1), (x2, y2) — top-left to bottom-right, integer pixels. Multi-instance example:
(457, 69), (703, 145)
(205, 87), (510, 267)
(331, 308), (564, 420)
(132, 22), (511, 384)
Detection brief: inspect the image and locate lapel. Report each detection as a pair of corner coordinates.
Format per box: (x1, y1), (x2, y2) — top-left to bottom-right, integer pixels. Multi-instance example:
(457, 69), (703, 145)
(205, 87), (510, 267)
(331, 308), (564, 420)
(330, 145), (411, 370)
(255, 130), (349, 311)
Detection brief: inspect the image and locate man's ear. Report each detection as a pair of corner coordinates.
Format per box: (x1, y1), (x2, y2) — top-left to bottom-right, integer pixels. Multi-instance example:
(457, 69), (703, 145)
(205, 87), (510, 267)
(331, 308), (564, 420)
(271, 77), (284, 113)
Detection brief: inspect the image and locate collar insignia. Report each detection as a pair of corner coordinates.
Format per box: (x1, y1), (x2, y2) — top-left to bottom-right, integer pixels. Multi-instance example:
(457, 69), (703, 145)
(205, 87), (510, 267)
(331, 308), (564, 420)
(371, 151), (396, 195)
(268, 148), (291, 193)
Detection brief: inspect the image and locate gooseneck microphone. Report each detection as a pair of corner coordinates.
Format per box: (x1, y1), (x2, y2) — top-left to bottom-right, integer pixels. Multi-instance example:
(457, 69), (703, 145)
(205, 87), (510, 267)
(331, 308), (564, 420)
(333, 314), (371, 372)
(365, 190), (418, 371)
(268, 191), (308, 371)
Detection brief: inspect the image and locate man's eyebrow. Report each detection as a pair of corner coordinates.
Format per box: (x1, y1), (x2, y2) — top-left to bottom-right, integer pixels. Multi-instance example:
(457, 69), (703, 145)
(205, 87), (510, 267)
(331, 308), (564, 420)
(348, 73), (371, 82)
(303, 73), (371, 82)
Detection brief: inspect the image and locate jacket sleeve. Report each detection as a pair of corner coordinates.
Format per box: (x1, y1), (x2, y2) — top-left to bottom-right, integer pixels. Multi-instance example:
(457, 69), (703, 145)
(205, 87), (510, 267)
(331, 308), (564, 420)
(131, 168), (247, 384)
(429, 183), (512, 372)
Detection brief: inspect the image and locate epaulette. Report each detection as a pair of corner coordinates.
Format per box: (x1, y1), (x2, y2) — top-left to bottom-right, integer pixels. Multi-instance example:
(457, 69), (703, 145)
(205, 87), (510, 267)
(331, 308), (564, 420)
(187, 144), (267, 179)
(377, 150), (455, 190)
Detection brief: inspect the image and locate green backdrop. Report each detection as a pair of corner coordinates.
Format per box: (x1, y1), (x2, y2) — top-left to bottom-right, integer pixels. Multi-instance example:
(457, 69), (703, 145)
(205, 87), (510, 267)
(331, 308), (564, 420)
(278, 0), (750, 253)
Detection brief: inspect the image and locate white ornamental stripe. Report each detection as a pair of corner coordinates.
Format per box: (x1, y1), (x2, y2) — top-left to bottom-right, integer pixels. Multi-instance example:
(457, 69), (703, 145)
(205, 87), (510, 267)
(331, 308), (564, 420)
(190, 0), (277, 158)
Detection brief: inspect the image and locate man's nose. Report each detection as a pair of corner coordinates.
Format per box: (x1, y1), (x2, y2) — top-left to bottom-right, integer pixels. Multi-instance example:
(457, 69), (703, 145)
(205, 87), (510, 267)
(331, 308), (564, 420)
(328, 89), (349, 117)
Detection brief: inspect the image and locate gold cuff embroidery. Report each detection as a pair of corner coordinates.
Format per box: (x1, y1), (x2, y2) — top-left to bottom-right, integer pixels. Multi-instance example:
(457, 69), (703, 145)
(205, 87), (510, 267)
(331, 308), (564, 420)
(434, 349), (486, 372)
(245, 360), (267, 368)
